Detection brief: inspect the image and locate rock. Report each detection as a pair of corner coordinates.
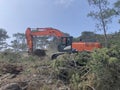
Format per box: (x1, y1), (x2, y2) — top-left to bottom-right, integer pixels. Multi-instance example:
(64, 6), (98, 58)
(0, 83), (22, 90)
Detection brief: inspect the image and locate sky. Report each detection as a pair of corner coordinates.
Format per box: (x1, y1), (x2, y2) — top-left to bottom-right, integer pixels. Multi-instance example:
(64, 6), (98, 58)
(0, 0), (119, 42)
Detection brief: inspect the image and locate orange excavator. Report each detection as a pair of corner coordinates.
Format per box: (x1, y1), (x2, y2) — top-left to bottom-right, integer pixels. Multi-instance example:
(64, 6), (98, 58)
(25, 27), (102, 59)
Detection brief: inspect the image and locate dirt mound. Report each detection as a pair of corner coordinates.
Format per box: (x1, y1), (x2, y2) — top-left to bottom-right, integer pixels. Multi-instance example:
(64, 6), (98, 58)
(0, 63), (23, 74)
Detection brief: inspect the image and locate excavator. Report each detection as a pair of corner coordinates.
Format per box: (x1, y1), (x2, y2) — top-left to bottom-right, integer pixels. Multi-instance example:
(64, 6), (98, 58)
(25, 27), (102, 59)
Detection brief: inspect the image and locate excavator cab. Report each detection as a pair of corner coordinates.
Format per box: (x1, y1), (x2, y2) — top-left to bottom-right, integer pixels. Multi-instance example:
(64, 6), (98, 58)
(51, 36), (74, 59)
(58, 36), (73, 52)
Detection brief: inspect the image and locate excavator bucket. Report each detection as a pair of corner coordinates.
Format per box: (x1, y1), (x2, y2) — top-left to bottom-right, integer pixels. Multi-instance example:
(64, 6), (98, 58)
(33, 49), (46, 57)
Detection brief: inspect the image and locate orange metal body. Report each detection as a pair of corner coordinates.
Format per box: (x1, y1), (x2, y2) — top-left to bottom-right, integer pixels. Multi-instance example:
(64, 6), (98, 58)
(72, 42), (102, 52)
(25, 27), (102, 53)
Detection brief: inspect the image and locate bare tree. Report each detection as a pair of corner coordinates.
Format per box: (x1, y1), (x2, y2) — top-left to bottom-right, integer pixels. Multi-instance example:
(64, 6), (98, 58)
(88, 0), (116, 47)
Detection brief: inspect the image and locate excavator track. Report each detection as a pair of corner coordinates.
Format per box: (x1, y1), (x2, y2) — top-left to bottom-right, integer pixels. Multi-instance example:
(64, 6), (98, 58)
(51, 52), (65, 60)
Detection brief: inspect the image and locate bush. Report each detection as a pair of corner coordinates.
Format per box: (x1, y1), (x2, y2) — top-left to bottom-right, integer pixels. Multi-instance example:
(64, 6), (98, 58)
(88, 46), (120, 90)
(0, 51), (21, 63)
(52, 45), (120, 90)
(51, 52), (91, 89)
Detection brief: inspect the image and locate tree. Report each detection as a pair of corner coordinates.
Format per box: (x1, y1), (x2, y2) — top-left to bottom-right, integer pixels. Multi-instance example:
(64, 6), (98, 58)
(0, 28), (9, 50)
(11, 33), (27, 52)
(108, 30), (120, 47)
(80, 31), (97, 42)
(73, 31), (99, 42)
(114, 0), (120, 23)
(88, 0), (116, 47)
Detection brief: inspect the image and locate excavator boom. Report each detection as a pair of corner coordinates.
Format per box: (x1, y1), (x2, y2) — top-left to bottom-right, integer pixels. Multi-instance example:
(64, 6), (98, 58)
(25, 27), (65, 54)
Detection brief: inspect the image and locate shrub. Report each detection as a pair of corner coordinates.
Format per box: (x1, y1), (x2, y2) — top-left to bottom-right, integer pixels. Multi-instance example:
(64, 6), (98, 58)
(51, 52), (91, 89)
(88, 46), (120, 90)
(0, 51), (21, 63)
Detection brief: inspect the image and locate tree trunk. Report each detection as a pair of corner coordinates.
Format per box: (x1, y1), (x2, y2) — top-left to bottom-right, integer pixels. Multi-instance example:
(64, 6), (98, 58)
(98, 0), (108, 47)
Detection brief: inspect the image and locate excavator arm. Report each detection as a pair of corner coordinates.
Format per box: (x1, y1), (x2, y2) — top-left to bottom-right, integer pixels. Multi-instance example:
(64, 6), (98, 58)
(25, 27), (65, 54)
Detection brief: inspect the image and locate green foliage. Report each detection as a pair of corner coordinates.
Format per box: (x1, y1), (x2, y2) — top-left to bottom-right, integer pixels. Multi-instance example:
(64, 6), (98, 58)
(0, 51), (21, 63)
(24, 55), (39, 62)
(0, 29), (9, 41)
(70, 73), (81, 90)
(51, 52), (91, 89)
(1, 37), (120, 90)
(114, 0), (120, 15)
(11, 33), (27, 52)
(52, 44), (120, 90)
(88, 0), (116, 47)
(73, 31), (100, 42)
(108, 57), (118, 64)
(0, 28), (9, 50)
(108, 31), (120, 47)
(75, 51), (91, 65)
(80, 31), (97, 42)
(89, 48), (109, 76)
(88, 46), (120, 90)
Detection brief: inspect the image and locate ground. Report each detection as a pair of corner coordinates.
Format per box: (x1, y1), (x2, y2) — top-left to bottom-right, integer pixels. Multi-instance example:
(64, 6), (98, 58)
(0, 52), (71, 90)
